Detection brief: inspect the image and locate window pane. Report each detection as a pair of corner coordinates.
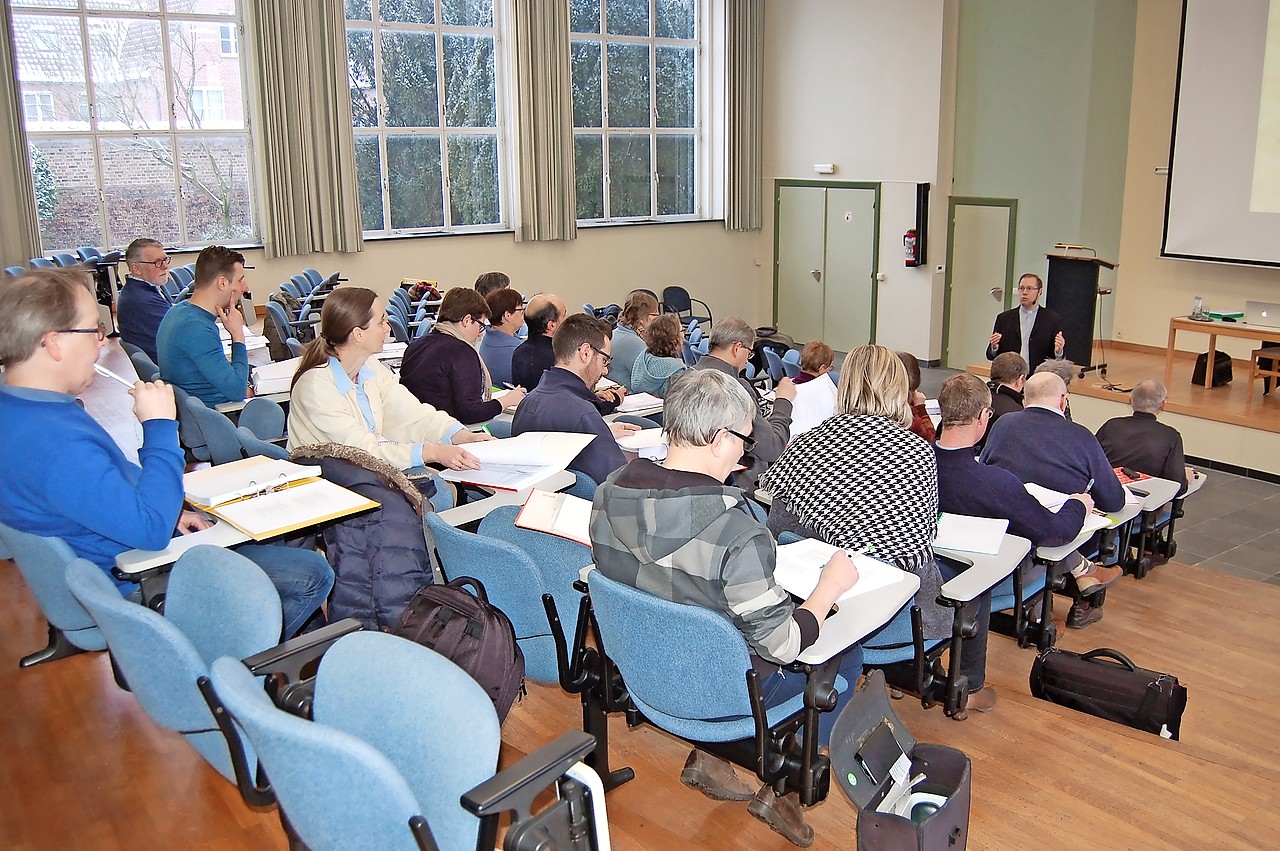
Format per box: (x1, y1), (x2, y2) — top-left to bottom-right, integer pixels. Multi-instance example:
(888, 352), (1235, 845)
(344, 0), (372, 21)
(441, 0), (492, 28)
(170, 22), (245, 130)
(379, 0), (434, 25)
(177, 136), (254, 243)
(87, 0), (159, 12)
(31, 138), (104, 251)
(655, 0), (695, 39)
(574, 134), (604, 220)
(570, 40), (601, 128)
(657, 134), (693, 215)
(13, 15), (91, 132)
(443, 34), (494, 127)
(12, 1), (77, 9)
(606, 0), (648, 36)
(347, 28), (379, 128)
(570, 0), (600, 34)
(382, 31), (438, 127)
(98, 137), (179, 246)
(608, 134), (650, 217)
(606, 43), (649, 128)
(87, 18), (169, 131)
(386, 134), (443, 229)
(655, 45), (693, 128)
(447, 135), (499, 226)
(354, 135), (385, 231)
(166, 0), (236, 13)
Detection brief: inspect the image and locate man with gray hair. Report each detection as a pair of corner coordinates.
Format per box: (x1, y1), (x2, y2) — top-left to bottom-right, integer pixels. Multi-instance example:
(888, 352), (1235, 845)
(116, 237), (173, 363)
(589, 368), (860, 845)
(1096, 379), (1192, 496)
(692, 316), (794, 495)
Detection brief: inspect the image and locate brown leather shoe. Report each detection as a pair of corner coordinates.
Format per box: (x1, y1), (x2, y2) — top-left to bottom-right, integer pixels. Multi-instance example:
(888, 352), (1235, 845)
(1067, 600), (1104, 629)
(748, 785), (814, 847)
(965, 686), (997, 713)
(1074, 560), (1123, 595)
(680, 749), (756, 801)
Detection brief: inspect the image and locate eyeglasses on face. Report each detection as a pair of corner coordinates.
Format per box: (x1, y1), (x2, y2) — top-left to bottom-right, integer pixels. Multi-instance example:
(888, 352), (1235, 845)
(1017, 284), (1041, 293)
(723, 427), (756, 452)
(135, 256), (171, 269)
(58, 321), (108, 341)
(589, 343), (612, 368)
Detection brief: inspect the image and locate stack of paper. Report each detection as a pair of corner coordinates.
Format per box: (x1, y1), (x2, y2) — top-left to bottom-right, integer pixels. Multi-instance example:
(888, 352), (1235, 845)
(615, 427), (667, 461)
(1024, 483), (1111, 534)
(375, 341), (408, 361)
(438, 431), (596, 491)
(934, 513), (1008, 555)
(773, 538), (904, 603)
(514, 489), (593, 546)
(251, 357), (301, 395)
(616, 392), (663, 413)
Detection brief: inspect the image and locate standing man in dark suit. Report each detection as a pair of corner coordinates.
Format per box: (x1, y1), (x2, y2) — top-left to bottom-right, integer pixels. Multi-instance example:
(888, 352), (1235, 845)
(986, 273), (1065, 371)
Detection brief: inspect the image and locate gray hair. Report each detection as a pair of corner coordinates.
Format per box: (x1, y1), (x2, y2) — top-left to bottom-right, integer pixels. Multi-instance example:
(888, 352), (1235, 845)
(707, 316), (755, 351)
(124, 237), (163, 264)
(663, 369), (755, 447)
(1034, 358), (1075, 387)
(0, 268), (94, 367)
(1130, 379), (1167, 414)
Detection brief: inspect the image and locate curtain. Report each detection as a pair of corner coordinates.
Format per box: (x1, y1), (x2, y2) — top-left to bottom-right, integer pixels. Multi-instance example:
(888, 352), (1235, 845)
(0, 3), (43, 265)
(725, 0), (764, 232)
(511, 0), (577, 242)
(245, 0), (362, 258)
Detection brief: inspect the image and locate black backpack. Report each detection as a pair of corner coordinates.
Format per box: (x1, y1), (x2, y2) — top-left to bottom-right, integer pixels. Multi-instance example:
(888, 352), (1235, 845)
(391, 577), (525, 721)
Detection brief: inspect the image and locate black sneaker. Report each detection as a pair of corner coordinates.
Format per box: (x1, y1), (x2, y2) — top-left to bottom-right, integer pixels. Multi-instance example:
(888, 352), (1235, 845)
(1067, 601), (1104, 629)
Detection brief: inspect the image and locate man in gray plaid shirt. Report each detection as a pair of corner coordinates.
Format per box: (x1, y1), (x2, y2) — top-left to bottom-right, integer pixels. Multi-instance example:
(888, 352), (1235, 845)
(589, 368), (861, 847)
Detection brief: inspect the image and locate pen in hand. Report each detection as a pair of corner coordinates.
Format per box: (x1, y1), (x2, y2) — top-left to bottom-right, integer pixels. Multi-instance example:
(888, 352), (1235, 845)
(94, 363), (138, 389)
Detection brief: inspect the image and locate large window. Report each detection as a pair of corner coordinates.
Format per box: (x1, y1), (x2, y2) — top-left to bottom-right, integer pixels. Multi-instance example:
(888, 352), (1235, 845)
(12, 0), (256, 253)
(346, 0), (504, 236)
(571, 0), (699, 222)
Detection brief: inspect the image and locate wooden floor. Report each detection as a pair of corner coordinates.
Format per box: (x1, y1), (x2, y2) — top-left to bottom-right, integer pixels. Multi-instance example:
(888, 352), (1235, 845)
(2, 553), (1277, 850)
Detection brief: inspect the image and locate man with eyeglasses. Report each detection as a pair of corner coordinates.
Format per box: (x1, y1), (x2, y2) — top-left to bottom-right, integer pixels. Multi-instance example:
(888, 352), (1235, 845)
(479, 286), (526, 387)
(986, 272), (1066, 372)
(0, 268), (333, 639)
(116, 237), (173, 363)
(981, 372), (1125, 628)
(512, 313), (639, 488)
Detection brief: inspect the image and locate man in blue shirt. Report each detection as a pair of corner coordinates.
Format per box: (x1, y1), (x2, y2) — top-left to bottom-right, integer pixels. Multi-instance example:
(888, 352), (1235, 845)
(479, 287), (525, 387)
(155, 245), (251, 406)
(0, 268), (332, 638)
(116, 237), (172, 363)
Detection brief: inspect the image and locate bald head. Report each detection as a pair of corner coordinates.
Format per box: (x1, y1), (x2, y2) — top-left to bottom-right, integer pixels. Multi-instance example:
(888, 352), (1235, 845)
(1024, 372), (1066, 406)
(525, 293), (566, 338)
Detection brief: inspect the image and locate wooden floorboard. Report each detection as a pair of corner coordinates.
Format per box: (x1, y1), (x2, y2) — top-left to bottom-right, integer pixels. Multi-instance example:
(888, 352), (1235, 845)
(2, 553), (1277, 850)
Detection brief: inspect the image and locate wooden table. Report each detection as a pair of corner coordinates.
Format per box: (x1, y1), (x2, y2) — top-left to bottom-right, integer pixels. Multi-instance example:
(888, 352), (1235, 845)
(1165, 315), (1280, 387)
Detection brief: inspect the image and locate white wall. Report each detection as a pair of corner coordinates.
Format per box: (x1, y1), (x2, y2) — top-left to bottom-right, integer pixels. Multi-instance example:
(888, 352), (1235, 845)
(757, 0), (949, 358)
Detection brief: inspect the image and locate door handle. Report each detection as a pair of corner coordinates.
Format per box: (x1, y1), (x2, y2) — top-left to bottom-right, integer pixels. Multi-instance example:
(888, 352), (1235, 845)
(811, 269), (822, 283)
(990, 287), (1003, 302)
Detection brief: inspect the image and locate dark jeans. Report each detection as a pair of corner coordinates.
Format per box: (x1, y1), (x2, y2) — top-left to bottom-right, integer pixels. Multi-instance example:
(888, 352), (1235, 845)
(935, 558), (991, 693)
(760, 644), (864, 747)
(232, 542), (335, 638)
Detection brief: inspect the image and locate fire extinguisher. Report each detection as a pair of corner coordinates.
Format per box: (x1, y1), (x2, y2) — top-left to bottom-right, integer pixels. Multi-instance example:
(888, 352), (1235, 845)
(904, 228), (920, 267)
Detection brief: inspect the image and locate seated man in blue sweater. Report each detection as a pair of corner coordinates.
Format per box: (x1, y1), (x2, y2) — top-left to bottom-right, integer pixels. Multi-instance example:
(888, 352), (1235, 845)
(512, 313), (639, 489)
(0, 268), (333, 639)
(116, 237), (172, 363)
(155, 245), (251, 406)
(980, 371), (1125, 628)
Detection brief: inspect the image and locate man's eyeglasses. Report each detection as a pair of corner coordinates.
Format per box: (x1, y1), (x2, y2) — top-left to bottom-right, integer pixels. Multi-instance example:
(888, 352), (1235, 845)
(135, 256), (171, 269)
(589, 344), (612, 368)
(59, 322), (108, 341)
(723, 427), (756, 452)
(1016, 285), (1040, 293)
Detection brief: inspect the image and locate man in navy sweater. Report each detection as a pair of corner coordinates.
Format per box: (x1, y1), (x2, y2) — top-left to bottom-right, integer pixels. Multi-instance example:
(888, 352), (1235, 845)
(116, 237), (172, 363)
(0, 268), (332, 638)
(981, 371), (1125, 627)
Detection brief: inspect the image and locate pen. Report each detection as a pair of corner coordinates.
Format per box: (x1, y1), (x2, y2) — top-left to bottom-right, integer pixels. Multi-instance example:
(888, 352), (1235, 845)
(1085, 477), (1095, 491)
(502, 382), (517, 390)
(93, 363), (136, 388)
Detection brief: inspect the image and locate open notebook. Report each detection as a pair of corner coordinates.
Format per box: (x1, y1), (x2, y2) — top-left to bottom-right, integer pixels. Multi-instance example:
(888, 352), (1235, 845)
(514, 489), (594, 547)
(438, 431), (595, 491)
(773, 538), (905, 603)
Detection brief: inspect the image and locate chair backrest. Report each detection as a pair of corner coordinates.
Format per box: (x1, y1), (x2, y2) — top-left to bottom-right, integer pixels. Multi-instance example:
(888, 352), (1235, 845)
(291, 273), (313, 295)
(5, 265), (27, 278)
(587, 570), (755, 728)
(210, 655), (430, 851)
(128, 349), (161, 382)
(75, 246), (102, 262)
(688, 325), (703, 345)
(235, 426), (290, 460)
(425, 514), (560, 683)
(184, 395), (244, 465)
(302, 268), (324, 291)
(413, 318), (434, 339)
(285, 337), (305, 357)
(0, 522), (104, 650)
(281, 280), (303, 299)
(67, 545), (282, 780)
(51, 252), (81, 268)
(583, 302), (595, 316)
(238, 397), (286, 441)
(264, 301), (293, 341)
(781, 350), (802, 379)
(762, 347), (785, 383)
(169, 383), (209, 461)
(29, 257), (55, 268)
(388, 315), (410, 344)
(314, 631), (500, 851)
(662, 285), (692, 313)
(173, 265), (195, 286)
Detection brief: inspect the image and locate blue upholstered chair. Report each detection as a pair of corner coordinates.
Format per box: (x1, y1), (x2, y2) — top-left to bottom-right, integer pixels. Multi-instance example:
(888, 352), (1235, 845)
(781, 349), (802, 379)
(988, 559), (1048, 650)
(29, 257), (55, 268)
(763, 347), (786, 383)
(238, 397), (286, 442)
(285, 337), (305, 357)
(0, 522), (106, 667)
(235, 426), (289, 460)
(5, 264), (28, 277)
(169, 384), (211, 463)
(51, 252), (82, 267)
(126, 348), (161, 382)
(65, 546), (283, 800)
(185, 396), (246, 465)
(210, 631), (601, 851)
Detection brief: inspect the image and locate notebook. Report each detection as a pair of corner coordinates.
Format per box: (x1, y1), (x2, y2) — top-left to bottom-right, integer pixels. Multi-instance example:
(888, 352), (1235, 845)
(514, 489), (593, 547)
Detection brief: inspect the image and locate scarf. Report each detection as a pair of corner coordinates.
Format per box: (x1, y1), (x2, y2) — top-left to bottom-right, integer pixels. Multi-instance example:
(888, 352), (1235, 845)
(433, 322), (492, 401)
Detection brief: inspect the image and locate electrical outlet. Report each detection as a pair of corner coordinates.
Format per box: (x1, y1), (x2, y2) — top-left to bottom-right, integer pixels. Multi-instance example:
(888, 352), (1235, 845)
(934, 264), (945, 274)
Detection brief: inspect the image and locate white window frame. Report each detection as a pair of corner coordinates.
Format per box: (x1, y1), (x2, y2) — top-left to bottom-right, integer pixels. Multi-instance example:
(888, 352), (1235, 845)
(219, 23), (238, 57)
(23, 91), (55, 124)
(190, 87), (226, 123)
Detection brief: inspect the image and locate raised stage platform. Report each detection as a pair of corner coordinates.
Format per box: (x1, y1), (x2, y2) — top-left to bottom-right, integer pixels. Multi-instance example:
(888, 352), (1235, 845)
(969, 341), (1280, 480)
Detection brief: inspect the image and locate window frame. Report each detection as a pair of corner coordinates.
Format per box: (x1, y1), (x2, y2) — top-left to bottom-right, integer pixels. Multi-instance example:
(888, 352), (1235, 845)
(22, 90), (55, 124)
(219, 22), (238, 57)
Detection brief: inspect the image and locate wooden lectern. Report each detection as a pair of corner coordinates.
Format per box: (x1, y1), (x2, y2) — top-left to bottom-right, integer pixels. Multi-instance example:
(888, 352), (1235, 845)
(1044, 249), (1116, 376)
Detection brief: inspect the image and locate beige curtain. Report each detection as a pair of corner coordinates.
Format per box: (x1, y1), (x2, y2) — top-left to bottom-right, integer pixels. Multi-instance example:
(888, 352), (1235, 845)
(725, 0), (764, 232)
(246, 0), (362, 258)
(0, 4), (43, 265)
(511, 0), (576, 242)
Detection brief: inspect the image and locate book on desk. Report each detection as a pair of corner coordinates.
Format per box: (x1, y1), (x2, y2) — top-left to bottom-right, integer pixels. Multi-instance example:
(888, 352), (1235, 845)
(514, 489), (593, 547)
(438, 431), (595, 492)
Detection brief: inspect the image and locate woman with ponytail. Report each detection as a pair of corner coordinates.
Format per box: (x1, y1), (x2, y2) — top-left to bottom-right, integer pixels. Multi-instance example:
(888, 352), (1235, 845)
(286, 287), (489, 478)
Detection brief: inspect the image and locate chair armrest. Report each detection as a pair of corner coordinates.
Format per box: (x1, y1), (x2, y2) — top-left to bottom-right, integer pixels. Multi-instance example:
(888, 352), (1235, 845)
(461, 731), (596, 817)
(243, 618), (362, 680)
